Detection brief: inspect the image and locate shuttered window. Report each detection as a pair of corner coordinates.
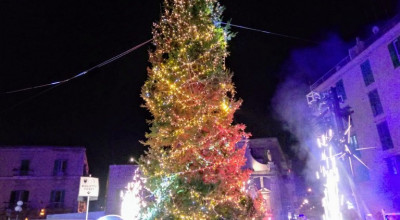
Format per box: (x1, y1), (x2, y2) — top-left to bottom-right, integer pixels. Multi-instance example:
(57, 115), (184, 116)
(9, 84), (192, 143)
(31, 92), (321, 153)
(9, 190), (29, 208)
(388, 37), (400, 68)
(385, 155), (400, 175)
(368, 90), (383, 116)
(335, 79), (347, 101)
(53, 159), (67, 176)
(377, 121), (394, 150)
(360, 60), (375, 86)
(50, 190), (65, 208)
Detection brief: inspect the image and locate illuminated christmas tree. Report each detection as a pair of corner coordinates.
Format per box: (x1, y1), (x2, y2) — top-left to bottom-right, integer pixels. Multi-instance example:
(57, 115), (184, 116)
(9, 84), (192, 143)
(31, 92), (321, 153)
(140, 0), (264, 219)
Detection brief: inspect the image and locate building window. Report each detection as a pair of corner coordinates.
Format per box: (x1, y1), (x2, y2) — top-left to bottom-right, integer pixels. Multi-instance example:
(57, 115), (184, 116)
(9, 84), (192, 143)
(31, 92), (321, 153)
(385, 155), (400, 175)
(360, 60), (375, 86)
(388, 37), (400, 68)
(19, 160), (31, 176)
(377, 121), (394, 150)
(9, 190), (29, 208)
(349, 135), (361, 157)
(368, 90), (383, 116)
(335, 80), (347, 101)
(53, 159), (67, 176)
(50, 190), (65, 208)
(78, 201), (87, 213)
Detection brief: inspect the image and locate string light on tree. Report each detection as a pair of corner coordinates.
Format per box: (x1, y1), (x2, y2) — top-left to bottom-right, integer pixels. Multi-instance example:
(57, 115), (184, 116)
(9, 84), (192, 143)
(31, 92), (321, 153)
(139, 0), (265, 219)
(121, 169), (145, 220)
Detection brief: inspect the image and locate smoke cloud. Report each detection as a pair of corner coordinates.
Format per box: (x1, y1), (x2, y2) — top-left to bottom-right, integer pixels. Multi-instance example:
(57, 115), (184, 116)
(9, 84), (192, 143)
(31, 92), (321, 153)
(272, 34), (350, 180)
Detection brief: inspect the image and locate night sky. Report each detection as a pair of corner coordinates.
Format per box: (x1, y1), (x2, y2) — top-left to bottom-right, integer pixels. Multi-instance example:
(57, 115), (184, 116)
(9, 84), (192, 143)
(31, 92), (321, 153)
(1, 0), (398, 206)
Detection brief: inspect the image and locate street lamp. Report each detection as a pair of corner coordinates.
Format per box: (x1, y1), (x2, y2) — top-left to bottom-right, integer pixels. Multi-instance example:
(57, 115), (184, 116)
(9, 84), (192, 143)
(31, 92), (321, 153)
(14, 201), (23, 220)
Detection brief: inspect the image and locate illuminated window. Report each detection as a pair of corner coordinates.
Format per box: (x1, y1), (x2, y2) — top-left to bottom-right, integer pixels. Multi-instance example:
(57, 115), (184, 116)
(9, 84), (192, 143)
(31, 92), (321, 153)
(377, 121), (394, 150)
(78, 201), (87, 213)
(368, 90), (383, 116)
(350, 135), (361, 157)
(388, 37), (400, 68)
(335, 80), (347, 101)
(385, 155), (400, 175)
(360, 60), (374, 86)
(50, 190), (65, 208)
(53, 160), (67, 176)
(39, 208), (46, 217)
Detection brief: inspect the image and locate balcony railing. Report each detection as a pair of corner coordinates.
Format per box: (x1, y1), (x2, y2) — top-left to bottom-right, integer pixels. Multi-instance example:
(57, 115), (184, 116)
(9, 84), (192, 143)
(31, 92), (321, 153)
(3, 201), (29, 209)
(12, 169), (34, 176)
(3, 201), (68, 211)
(53, 171), (66, 177)
(310, 13), (400, 91)
(47, 202), (65, 209)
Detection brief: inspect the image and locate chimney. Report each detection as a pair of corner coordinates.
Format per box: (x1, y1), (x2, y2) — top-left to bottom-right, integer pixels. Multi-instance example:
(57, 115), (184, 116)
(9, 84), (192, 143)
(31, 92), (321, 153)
(348, 37), (365, 60)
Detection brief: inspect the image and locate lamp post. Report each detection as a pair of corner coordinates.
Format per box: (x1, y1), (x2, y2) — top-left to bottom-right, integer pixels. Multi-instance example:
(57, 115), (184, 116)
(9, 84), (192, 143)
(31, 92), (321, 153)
(14, 201), (23, 220)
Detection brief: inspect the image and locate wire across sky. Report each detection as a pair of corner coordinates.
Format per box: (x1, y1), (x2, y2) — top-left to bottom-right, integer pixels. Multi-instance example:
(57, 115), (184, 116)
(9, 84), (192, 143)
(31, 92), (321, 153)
(1, 22), (315, 96)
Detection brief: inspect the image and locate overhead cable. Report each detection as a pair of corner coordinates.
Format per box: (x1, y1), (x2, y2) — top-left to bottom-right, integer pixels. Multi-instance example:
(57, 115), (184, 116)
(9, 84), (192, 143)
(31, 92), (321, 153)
(2, 22), (316, 95)
(220, 22), (318, 44)
(3, 22), (316, 95)
(3, 39), (152, 95)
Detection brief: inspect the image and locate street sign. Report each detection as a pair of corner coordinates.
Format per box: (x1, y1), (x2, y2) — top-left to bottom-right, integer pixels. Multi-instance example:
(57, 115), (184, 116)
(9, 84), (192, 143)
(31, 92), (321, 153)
(78, 177), (99, 220)
(78, 176), (99, 198)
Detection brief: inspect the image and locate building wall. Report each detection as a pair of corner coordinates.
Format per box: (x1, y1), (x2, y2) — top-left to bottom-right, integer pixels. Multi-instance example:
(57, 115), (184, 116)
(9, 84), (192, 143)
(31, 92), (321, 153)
(0, 146), (88, 219)
(310, 20), (400, 215)
(243, 138), (296, 219)
(105, 165), (138, 215)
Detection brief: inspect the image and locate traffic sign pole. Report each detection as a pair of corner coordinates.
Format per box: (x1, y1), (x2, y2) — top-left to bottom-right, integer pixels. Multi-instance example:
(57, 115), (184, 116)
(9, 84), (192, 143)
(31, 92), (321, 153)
(85, 196), (90, 220)
(78, 176), (98, 220)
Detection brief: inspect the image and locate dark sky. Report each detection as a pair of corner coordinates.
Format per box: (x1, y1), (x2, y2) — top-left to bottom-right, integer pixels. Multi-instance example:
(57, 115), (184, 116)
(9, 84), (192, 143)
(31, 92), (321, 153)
(1, 0), (398, 205)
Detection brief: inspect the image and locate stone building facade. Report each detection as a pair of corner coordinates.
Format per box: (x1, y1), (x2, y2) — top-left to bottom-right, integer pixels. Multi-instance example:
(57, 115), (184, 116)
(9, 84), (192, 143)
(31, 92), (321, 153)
(307, 15), (400, 217)
(0, 146), (89, 220)
(241, 138), (296, 220)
